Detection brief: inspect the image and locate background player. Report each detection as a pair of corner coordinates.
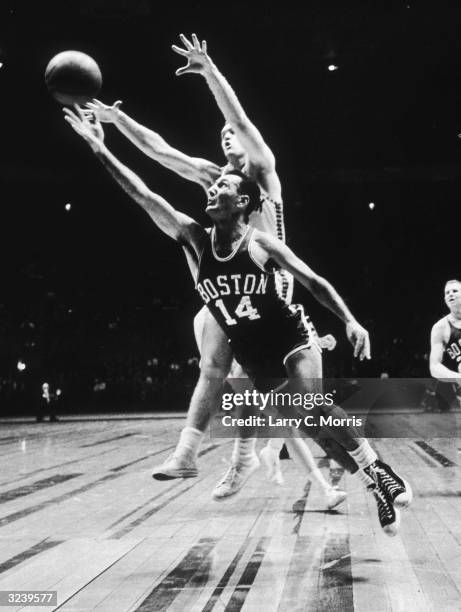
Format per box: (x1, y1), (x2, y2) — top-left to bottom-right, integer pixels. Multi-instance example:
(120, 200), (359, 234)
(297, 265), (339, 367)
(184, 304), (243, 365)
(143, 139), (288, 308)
(430, 279), (461, 410)
(63, 109), (412, 535)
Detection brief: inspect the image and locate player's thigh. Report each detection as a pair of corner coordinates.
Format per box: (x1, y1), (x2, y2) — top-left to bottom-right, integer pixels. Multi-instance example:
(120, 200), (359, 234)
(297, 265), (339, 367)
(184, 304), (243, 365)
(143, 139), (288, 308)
(285, 346), (323, 392)
(193, 306), (207, 353)
(283, 347), (325, 424)
(197, 307), (233, 376)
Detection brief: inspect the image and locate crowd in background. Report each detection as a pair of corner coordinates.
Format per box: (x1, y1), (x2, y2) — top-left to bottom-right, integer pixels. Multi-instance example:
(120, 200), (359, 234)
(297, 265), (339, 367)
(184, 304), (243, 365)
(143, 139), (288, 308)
(0, 287), (433, 415)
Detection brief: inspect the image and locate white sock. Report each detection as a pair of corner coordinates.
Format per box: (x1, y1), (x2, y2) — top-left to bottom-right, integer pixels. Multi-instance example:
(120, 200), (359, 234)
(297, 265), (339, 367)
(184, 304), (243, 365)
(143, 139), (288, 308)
(347, 440), (377, 469)
(264, 438), (285, 454)
(286, 438), (331, 493)
(175, 427), (203, 460)
(355, 468), (374, 488)
(232, 438), (257, 465)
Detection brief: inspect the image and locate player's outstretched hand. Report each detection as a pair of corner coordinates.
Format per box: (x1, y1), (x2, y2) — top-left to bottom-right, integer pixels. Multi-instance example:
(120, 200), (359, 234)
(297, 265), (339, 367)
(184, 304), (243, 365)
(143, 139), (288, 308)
(346, 321), (371, 361)
(63, 105), (105, 152)
(85, 99), (122, 123)
(172, 33), (212, 76)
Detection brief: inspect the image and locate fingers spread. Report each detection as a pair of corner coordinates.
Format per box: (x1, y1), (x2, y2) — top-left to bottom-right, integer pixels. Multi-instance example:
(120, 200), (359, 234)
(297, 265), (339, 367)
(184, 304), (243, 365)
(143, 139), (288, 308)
(179, 33), (193, 49)
(171, 44), (188, 57)
(191, 33), (200, 49)
(73, 104), (85, 120)
(64, 115), (80, 132)
(63, 107), (79, 121)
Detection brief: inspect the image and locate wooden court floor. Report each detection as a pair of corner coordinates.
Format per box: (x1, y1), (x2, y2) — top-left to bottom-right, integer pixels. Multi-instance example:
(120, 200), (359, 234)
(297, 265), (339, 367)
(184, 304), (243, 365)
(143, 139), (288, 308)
(0, 415), (460, 611)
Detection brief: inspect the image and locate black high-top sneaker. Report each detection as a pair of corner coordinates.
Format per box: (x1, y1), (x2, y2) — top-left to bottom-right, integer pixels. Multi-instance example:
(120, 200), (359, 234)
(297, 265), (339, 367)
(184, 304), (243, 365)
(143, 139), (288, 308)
(365, 460), (413, 508)
(371, 482), (401, 536)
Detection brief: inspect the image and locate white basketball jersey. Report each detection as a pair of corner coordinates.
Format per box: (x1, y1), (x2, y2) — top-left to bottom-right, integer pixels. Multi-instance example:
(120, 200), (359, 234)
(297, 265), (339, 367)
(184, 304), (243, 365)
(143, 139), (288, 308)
(248, 192), (294, 305)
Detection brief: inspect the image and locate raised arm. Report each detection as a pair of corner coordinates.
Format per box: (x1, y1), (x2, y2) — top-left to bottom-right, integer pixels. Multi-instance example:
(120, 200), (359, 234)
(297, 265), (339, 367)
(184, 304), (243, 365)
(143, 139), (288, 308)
(255, 232), (371, 360)
(85, 99), (221, 190)
(430, 320), (461, 382)
(63, 106), (204, 249)
(172, 34), (280, 195)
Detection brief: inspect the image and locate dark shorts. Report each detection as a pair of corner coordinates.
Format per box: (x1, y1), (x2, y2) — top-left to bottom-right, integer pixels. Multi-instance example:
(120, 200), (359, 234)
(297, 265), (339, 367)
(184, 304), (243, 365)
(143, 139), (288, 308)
(230, 304), (320, 390)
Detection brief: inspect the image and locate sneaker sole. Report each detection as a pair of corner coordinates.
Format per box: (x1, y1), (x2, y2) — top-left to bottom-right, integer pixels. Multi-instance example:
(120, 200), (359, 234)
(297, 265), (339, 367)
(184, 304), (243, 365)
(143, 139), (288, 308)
(212, 491), (240, 502)
(393, 478), (413, 509)
(152, 468), (198, 481)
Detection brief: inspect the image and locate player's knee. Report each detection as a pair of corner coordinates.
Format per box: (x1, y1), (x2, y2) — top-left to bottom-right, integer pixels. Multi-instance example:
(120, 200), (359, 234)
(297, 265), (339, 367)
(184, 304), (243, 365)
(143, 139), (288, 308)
(199, 354), (231, 378)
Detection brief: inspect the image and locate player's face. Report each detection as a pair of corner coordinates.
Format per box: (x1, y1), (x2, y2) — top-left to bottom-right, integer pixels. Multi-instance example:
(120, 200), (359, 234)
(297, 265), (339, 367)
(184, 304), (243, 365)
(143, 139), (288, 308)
(444, 282), (461, 310)
(206, 175), (244, 220)
(221, 125), (245, 160)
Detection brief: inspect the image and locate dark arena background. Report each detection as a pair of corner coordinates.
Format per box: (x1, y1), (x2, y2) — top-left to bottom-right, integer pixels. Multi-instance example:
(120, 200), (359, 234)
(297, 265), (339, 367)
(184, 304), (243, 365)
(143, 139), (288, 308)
(0, 2), (461, 610)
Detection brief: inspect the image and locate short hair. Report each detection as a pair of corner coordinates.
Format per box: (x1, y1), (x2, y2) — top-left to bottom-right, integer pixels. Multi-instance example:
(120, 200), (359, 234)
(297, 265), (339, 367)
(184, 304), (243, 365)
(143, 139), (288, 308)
(224, 169), (262, 220)
(221, 123), (232, 137)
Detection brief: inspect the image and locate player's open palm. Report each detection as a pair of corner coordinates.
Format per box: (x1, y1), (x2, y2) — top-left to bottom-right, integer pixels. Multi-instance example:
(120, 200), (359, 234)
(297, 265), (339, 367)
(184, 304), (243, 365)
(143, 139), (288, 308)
(63, 105), (105, 151)
(172, 34), (211, 76)
(85, 99), (122, 123)
(346, 321), (371, 361)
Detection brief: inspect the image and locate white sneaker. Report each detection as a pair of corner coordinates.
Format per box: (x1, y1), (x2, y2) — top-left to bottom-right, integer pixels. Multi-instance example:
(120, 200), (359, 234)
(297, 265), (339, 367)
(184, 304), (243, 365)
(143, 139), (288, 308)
(212, 455), (260, 501)
(259, 445), (285, 485)
(325, 485), (347, 510)
(152, 454), (198, 480)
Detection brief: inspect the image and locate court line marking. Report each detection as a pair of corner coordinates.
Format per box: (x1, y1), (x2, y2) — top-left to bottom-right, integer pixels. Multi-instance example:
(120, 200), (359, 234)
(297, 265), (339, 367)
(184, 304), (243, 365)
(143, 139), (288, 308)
(80, 432), (139, 448)
(201, 538), (253, 612)
(414, 441), (456, 467)
(133, 538), (217, 612)
(224, 536), (269, 612)
(0, 539), (61, 576)
(109, 443), (228, 539)
(0, 474), (82, 505)
(0, 473), (123, 528)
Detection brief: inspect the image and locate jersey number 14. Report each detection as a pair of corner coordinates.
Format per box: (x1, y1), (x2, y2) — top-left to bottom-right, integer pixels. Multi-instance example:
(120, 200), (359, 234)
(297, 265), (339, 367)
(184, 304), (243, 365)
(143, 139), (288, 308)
(215, 296), (261, 326)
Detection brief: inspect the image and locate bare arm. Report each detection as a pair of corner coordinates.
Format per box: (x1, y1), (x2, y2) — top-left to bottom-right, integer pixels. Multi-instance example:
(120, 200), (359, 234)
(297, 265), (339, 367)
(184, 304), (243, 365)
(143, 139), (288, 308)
(430, 321), (461, 381)
(85, 100), (221, 190)
(64, 106), (204, 248)
(172, 35), (281, 197)
(256, 232), (371, 360)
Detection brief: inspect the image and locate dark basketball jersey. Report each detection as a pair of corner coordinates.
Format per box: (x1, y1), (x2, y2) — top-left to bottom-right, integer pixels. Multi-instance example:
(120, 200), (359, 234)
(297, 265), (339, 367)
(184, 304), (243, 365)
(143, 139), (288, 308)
(443, 319), (461, 373)
(220, 163), (293, 304)
(195, 226), (314, 380)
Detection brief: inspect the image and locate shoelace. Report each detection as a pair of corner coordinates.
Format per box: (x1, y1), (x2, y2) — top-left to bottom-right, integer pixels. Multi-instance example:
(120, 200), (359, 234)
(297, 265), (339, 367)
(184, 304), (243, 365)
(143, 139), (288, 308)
(373, 486), (395, 524)
(218, 464), (239, 487)
(374, 465), (403, 498)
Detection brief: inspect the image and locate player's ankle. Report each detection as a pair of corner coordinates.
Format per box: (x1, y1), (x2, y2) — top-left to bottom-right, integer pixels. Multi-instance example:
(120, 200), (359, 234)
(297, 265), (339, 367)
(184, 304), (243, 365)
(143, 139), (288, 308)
(231, 437), (257, 464)
(175, 426), (203, 460)
(347, 440), (378, 470)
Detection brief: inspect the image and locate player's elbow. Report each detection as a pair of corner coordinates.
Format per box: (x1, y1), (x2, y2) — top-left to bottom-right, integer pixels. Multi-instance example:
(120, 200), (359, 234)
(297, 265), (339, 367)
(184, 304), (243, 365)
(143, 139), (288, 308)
(429, 360), (441, 378)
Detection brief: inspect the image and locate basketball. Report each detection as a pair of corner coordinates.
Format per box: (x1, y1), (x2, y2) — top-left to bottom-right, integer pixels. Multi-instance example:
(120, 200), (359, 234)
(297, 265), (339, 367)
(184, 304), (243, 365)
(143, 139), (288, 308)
(45, 51), (102, 105)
